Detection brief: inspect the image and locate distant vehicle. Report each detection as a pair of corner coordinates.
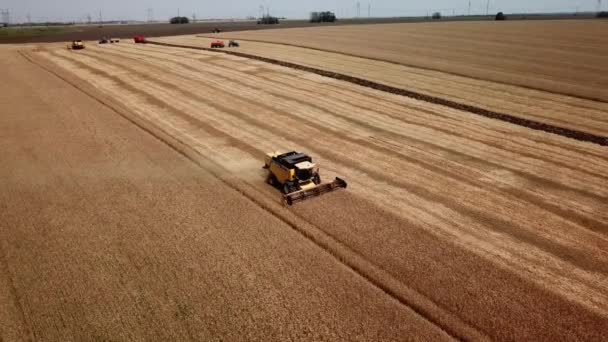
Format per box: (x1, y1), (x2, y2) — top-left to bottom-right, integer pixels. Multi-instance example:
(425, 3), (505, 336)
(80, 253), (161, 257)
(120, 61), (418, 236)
(310, 11), (337, 23)
(99, 37), (119, 44)
(257, 15), (279, 24)
(432, 12), (442, 19)
(133, 36), (146, 43)
(495, 12), (507, 20)
(212, 28), (222, 33)
(228, 40), (239, 48)
(211, 40), (225, 48)
(170, 16), (189, 24)
(68, 40), (85, 50)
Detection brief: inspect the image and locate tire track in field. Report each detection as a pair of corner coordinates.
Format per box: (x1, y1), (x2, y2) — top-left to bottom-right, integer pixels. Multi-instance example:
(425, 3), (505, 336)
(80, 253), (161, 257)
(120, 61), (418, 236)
(147, 40), (608, 147)
(97, 45), (608, 236)
(73, 47), (608, 279)
(40, 48), (608, 320)
(30, 49), (488, 342)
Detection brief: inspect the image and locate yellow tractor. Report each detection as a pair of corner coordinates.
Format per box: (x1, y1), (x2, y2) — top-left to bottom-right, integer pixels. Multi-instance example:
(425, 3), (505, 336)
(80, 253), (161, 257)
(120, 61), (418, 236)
(264, 151), (347, 205)
(68, 40), (85, 50)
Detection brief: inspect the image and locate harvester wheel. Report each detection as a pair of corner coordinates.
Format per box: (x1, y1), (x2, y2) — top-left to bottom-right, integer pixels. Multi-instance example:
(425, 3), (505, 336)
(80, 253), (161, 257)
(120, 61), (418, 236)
(267, 174), (277, 186)
(283, 183), (296, 194)
(313, 174), (321, 185)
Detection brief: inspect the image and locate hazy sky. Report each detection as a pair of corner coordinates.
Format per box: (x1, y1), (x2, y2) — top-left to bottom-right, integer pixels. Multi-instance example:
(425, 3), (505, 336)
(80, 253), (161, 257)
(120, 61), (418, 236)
(2, 0), (604, 23)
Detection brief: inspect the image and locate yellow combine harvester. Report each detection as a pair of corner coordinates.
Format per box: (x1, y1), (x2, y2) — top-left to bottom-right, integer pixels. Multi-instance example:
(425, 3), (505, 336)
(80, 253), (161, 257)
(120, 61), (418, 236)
(264, 151), (347, 205)
(67, 40), (85, 50)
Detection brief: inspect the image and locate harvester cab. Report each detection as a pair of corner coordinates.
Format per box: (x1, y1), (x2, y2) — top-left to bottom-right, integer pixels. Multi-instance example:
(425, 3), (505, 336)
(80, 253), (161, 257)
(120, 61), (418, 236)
(264, 151), (347, 205)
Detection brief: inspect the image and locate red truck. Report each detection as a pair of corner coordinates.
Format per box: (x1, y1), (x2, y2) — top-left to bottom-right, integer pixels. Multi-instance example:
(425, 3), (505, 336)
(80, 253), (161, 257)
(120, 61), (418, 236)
(210, 40), (225, 48)
(133, 36), (146, 43)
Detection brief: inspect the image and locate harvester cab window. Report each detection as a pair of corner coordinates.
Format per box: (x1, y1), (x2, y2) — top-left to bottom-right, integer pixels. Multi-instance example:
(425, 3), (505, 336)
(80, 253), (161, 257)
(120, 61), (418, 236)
(295, 163), (314, 181)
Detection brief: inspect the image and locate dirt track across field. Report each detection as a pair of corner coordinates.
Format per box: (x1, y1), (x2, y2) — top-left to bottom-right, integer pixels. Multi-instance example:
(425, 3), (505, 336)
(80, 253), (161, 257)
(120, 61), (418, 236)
(0, 29), (604, 339)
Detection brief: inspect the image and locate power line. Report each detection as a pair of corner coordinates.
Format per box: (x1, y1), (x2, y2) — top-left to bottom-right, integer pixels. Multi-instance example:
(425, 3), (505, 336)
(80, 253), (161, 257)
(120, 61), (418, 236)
(1, 9), (10, 25)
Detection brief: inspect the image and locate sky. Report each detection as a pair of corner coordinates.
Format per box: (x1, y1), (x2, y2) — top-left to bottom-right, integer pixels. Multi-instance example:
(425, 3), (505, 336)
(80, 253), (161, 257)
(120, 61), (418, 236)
(1, 0), (604, 23)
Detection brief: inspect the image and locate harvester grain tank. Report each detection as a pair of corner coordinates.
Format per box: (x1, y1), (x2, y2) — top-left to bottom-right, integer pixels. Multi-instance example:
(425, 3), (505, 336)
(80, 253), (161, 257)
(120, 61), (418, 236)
(264, 151), (347, 205)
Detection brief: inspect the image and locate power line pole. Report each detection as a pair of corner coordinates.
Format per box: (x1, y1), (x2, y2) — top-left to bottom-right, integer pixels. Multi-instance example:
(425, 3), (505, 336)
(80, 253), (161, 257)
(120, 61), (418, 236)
(1, 9), (10, 25)
(147, 8), (153, 22)
(468, 0), (471, 15)
(368, 3), (371, 17)
(357, 2), (361, 17)
(597, 0), (603, 13)
(486, 0), (490, 15)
